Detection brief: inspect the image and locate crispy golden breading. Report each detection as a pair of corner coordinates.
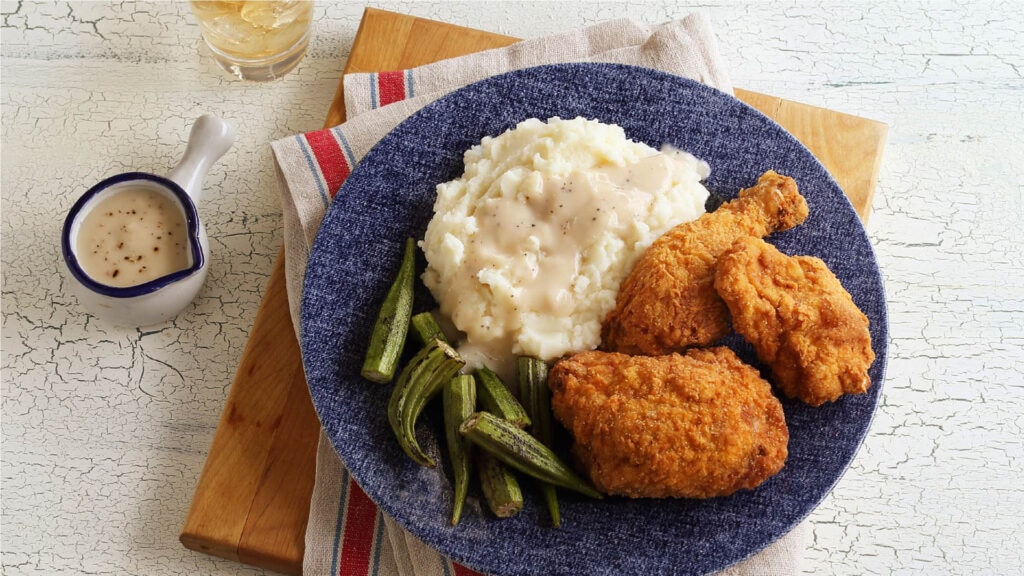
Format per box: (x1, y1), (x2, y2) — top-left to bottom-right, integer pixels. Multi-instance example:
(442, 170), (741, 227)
(714, 237), (874, 406)
(548, 347), (788, 498)
(601, 171), (809, 355)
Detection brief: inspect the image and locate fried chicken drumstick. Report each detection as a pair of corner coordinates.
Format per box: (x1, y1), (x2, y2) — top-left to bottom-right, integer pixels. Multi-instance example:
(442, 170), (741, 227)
(601, 170), (809, 355)
(549, 347), (789, 498)
(714, 236), (875, 406)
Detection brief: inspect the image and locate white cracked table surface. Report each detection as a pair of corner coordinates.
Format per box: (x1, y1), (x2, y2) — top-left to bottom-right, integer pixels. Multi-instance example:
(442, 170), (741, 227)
(2, 1), (1022, 575)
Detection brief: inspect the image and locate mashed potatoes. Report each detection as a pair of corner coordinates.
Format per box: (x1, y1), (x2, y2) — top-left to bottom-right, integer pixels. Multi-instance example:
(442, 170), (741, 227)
(421, 117), (709, 372)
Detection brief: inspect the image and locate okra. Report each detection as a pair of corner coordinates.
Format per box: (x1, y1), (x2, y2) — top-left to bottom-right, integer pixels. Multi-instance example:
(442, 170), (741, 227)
(443, 374), (476, 525)
(401, 347), (464, 468)
(517, 356), (560, 527)
(387, 340), (448, 462)
(410, 311), (448, 346)
(460, 411), (602, 499)
(477, 451), (523, 518)
(474, 367), (531, 429)
(361, 238), (416, 383)
(387, 339), (464, 467)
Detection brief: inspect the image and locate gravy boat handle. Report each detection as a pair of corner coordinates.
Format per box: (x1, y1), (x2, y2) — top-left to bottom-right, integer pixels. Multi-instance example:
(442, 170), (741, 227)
(168, 114), (236, 203)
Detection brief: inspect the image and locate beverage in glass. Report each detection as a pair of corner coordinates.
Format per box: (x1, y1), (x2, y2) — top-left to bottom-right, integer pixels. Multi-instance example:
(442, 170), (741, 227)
(190, 1), (314, 81)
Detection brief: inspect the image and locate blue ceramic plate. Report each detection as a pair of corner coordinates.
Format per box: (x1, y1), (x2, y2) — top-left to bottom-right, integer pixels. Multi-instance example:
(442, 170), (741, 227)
(301, 63), (887, 576)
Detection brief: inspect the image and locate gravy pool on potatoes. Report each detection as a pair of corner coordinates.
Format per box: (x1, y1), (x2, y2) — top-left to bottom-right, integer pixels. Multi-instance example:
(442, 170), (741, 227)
(75, 188), (190, 287)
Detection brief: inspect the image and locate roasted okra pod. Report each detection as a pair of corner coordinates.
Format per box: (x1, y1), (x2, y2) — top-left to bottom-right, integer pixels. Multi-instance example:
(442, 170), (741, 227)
(517, 356), (561, 527)
(460, 411), (602, 499)
(443, 374), (476, 525)
(474, 366), (531, 429)
(360, 238), (416, 384)
(477, 451), (523, 518)
(387, 339), (465, 467)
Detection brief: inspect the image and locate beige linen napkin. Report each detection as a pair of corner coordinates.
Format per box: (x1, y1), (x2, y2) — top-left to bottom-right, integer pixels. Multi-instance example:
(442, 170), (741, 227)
(271, 14), (808, 576)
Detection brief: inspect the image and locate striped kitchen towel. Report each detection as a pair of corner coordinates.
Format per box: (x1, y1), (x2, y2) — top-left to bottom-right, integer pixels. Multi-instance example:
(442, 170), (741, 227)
(271, 14), (807, 576)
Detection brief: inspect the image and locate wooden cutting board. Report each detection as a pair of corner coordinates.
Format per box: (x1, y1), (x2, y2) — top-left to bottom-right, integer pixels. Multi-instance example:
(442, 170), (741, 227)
(180, 8), (887, 575)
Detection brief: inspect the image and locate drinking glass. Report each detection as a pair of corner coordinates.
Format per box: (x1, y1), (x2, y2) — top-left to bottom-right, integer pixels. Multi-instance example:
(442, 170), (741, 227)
(190, 1), (314, 81)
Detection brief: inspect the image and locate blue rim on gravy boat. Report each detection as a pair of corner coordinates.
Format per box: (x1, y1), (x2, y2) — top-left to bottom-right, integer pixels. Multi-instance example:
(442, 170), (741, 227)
(61, 172), (205, 298)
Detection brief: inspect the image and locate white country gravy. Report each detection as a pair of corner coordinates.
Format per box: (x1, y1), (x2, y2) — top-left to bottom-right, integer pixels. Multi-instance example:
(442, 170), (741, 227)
(421, 117), (710, 374)
(460, 155), (675, 322)
(75, 187), (191, 287)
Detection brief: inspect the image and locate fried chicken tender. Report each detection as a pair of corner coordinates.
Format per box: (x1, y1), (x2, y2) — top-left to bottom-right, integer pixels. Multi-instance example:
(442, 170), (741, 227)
(548, 347), (788, 498)
(601, 171), (809, 355)
(714, 237), (874, 406)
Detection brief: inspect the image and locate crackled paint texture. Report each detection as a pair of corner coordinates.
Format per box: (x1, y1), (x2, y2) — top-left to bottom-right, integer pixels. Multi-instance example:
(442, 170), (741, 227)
(2, 1), (1022, 575)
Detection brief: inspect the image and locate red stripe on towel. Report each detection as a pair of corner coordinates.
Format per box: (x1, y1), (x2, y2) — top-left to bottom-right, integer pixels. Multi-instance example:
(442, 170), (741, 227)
(452, 562), (483, 576)
(377, 70), (407, 106)
(337, 479), (378, 576)
(305, 128), (351, 198)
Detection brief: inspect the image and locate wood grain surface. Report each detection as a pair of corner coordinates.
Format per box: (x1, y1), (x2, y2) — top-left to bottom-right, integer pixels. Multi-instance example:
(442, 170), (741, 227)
(180, 8), (887, 574)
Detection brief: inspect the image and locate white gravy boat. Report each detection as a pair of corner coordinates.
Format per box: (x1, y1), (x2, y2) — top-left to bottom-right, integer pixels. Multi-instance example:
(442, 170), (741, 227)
(61, 114), (235, 326)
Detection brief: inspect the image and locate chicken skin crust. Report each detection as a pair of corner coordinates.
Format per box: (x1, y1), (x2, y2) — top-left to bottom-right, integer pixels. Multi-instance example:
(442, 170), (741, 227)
(714, 237), (875, 406)
(601, 170), (809, 355)
(548, 347), (788, 498)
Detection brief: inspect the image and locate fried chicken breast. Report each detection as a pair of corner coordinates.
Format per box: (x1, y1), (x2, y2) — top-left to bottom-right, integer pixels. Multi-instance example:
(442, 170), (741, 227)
(548, 347), (788, 498)
(714, 236), (874, 406)
(601, 171), (809, 355)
